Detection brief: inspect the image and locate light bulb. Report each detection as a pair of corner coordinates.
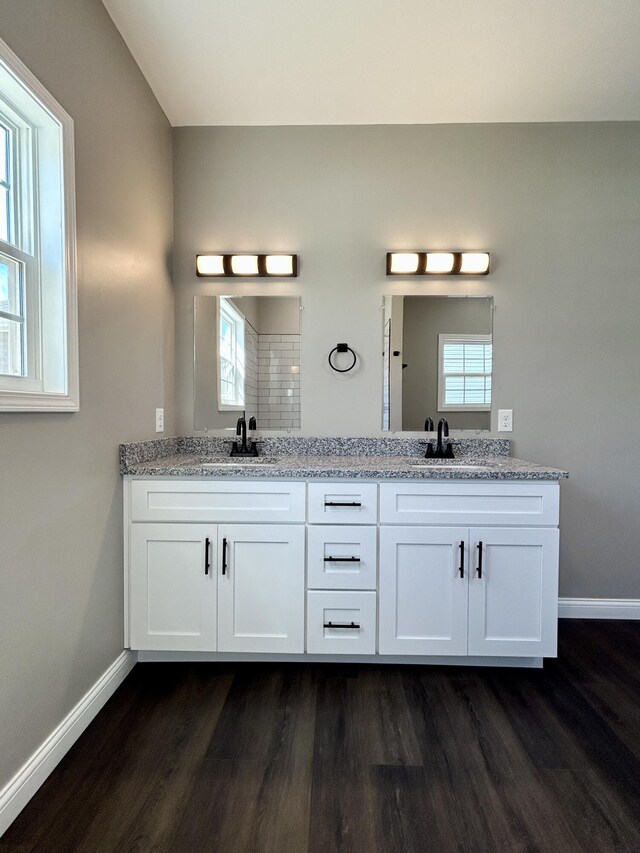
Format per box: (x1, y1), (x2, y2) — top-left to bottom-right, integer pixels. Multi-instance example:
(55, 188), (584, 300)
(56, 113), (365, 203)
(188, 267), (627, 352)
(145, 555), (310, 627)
(196, 255), (225, 275)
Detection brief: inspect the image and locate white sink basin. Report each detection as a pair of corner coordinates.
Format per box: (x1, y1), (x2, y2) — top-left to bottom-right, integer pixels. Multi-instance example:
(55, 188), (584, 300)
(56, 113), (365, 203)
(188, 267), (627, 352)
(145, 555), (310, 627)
(197, 457), (278, 467)
(410, 463), (494, 471)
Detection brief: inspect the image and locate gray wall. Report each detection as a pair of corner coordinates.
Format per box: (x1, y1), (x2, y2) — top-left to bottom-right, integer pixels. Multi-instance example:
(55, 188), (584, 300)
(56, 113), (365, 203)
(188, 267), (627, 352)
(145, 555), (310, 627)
(401, 296), (492, 431)
(0, 0), (173, 791)
(174, 123), (640, 600)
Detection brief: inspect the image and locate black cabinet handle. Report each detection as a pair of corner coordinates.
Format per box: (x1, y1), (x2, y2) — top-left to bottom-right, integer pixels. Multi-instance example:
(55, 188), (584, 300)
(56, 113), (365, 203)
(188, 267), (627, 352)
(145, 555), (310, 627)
(459, 540), (465, 578)
(205, 537), (211, 575)
(476, 541), (483, 578)
(222, 537), (228, 575)
(323, 556), (361, 563)
(324, 501), (362, 507)
(323, 621), (360, 630)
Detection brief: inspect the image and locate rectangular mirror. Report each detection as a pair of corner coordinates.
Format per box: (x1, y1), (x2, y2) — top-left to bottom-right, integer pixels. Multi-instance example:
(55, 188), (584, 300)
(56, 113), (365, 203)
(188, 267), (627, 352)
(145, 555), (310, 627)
(383, 295), (493, 431)
(194, 295), (301, 430)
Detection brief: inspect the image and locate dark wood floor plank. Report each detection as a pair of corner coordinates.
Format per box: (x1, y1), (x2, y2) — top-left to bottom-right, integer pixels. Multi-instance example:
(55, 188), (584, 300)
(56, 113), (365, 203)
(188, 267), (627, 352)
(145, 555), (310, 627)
(403, 669), (589, 852)
(540, 768), (640, 852)
(354, 667), (423, 766)
(108, 666), (233, 853)
(533, 672), (640, 824)
(205, 664), (312, 763)
(399, 671), (527, 852)
(433, 673), (588, 852)
(171, 666), (316, 853)
(370, 764), (451, 853)
(557, 620), (640, 698)
(570, 677), (640, 761)
(168, 758), (263, 853)
(171, 756), (313, 853)
(486, 670), (591, 770)
(241, 666), (316, 853)
(307, 674), (377, 853)
(489, 651), (640, 825)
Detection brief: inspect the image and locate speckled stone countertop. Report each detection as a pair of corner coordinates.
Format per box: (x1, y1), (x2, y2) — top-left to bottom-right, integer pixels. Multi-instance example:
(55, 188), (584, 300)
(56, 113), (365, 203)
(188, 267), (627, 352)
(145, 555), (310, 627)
(120, 437), (568, 481)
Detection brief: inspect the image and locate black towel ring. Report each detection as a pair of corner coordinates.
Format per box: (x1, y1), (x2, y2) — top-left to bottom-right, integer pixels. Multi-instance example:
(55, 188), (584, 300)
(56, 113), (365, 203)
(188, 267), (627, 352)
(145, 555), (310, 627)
(328, 343), (357, 373)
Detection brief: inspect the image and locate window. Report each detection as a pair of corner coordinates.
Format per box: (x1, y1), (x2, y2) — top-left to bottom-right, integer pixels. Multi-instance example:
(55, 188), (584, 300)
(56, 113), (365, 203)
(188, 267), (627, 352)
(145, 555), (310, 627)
(217, 297), (245, 410)
(0, 36), (78, 411)
(438, 334), (492, 411)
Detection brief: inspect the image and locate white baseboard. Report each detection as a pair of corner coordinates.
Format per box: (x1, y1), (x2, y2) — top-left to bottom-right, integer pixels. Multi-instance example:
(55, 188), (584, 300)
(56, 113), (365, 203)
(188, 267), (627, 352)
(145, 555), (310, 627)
(559, 597), (640, 620)
(0, 650), (136, 838)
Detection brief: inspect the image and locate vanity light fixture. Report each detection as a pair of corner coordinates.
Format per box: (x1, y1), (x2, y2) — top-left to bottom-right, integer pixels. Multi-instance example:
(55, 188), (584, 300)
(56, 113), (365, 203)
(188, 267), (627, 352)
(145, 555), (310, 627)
(386, 251), (490, 276)
(196, 253), (298, 277)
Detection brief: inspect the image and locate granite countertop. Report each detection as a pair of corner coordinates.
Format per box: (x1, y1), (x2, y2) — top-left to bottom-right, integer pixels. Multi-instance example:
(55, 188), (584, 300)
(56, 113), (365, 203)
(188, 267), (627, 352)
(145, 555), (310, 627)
(120, 437), (568, 481)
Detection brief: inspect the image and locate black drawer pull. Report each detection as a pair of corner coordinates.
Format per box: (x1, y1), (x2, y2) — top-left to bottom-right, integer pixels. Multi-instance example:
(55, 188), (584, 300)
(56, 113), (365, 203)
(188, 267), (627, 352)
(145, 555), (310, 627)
(324, 501), (362, 507)
(205, 537), (211, 575)
(459, 540), (464, 578)
(222, 537), (228, 575)
(476, 541), (483, 579)
(323, 621), (360, 630)
(324, 556), (361, 563)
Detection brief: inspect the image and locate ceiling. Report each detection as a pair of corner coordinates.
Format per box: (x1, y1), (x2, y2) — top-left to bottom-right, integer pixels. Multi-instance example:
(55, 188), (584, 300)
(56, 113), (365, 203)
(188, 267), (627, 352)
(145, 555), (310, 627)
(102, 0), (640, 127)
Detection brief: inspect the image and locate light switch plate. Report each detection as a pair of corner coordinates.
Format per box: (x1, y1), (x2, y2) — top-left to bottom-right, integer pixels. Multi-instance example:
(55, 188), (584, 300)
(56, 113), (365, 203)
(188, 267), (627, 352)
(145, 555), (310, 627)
(155, 407), (164, 433)
(498, 409), (513, 432)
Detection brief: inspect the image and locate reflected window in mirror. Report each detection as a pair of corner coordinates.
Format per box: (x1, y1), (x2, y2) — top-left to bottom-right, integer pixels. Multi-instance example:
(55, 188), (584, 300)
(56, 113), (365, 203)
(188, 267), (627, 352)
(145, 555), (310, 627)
(218, 297), (246, 410)
(438, 334), (492, 412)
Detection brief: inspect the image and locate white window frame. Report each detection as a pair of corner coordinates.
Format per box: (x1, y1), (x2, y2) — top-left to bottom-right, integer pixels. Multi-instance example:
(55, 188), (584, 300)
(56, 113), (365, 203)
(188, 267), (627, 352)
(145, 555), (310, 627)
(438, 333), (492, 412)
(0, 36), (78, 412)
(216, 296), (245, 411)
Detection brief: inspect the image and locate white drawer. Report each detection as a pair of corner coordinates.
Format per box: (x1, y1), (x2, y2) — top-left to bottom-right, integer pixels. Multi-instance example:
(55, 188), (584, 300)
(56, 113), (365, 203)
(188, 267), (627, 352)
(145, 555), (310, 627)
(380, 482), (559, 527)
(307, 526), (377, 590)
(131, 480), (306, 523)
(308, 482), (377, 525)
(306, 591), (376, 655)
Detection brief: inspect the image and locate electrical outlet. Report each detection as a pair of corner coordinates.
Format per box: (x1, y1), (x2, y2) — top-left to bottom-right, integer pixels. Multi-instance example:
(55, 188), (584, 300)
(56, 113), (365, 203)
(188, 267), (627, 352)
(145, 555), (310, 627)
(155, 407), (164, 433)
(498, 409), (513, 432)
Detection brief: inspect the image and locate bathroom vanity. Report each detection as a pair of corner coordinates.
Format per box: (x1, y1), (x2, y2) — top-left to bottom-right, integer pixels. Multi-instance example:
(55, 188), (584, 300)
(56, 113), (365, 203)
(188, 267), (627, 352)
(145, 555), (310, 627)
(121, 438), (567, 668)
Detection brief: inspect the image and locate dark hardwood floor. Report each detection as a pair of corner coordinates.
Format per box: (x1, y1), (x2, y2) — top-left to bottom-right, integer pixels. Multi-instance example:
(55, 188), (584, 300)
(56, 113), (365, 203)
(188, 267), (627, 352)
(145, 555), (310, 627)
(3, 620), (640, 852)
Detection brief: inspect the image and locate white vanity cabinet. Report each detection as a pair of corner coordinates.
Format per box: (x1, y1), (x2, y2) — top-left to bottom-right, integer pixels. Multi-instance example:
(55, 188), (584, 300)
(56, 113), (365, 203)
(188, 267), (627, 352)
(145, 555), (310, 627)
(125, 474), (561, 665)
(379, 482), (560, 658)
(126, 479), (306, 653)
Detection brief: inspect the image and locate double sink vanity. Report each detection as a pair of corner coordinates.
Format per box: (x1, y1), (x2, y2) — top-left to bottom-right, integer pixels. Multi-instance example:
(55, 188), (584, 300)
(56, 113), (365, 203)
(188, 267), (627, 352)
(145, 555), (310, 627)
(121, 436), (567, 668)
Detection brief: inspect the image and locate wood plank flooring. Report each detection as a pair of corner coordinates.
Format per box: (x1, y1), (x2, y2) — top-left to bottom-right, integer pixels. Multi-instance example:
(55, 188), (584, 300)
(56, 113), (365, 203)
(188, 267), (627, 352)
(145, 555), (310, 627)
(2, 620), (640, 852)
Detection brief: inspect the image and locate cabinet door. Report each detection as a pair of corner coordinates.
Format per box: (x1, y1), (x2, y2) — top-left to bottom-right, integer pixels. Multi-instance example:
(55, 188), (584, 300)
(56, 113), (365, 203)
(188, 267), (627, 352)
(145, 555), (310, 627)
(129, 524), (217, 651)
(217, 524), (305, 653)
(379, 527), (468, 655)
(468, 527), (559, 657)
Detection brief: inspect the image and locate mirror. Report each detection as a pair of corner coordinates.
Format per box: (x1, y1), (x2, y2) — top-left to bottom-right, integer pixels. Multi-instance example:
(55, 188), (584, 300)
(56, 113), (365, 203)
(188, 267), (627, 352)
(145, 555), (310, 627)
(194, 295), (301, 430)
(383, 296), (493, 431)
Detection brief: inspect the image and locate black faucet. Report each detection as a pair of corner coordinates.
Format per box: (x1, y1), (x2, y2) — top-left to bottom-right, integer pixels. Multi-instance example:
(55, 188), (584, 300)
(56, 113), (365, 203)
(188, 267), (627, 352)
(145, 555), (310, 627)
(424, 417), (436, 458)
(230, 415), (259, 457)
(430, 417), (454, 459)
